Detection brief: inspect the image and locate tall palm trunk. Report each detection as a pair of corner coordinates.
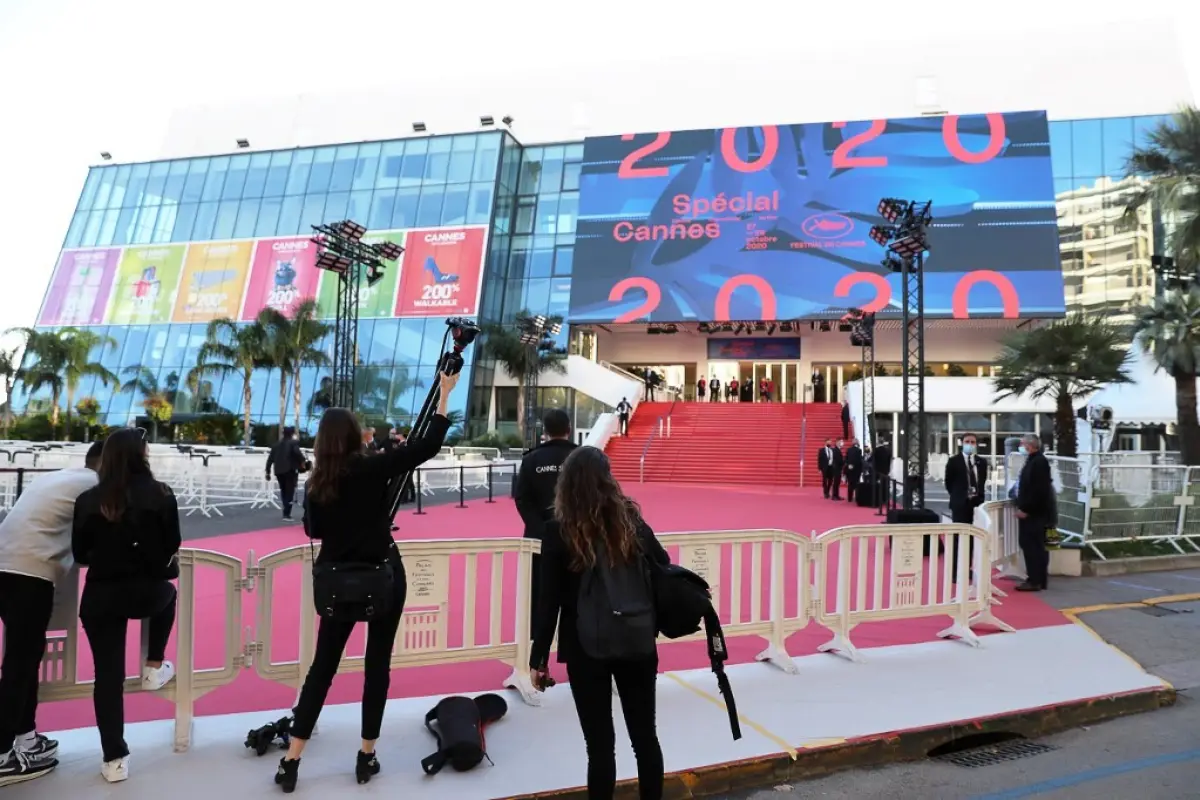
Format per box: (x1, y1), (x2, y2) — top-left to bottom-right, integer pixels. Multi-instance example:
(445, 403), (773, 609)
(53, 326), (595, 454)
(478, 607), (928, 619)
(1175, 372), (1200, 466)
(241, 368), (253, 445)
(516, 376), (526, 439)
(1054, 389), (1077, 459)
(64, 384), (76, 442)
(3, 376), (12, 435)
(277, 369), (288, 437)
(50, 389), (61, 430)
(293, 367), (303, 430)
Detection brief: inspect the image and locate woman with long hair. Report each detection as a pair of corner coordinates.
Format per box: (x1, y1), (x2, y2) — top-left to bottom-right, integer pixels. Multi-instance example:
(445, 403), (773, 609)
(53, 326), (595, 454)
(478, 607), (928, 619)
(530, 446), (669, 799)
(273, 369), (457, 793)
(72, 428), (181, 783)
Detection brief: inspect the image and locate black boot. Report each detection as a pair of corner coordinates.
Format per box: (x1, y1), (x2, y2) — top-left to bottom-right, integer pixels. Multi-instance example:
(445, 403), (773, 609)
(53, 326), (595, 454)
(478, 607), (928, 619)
(275, 757), (299, 793)
(356, 751), (380, 785)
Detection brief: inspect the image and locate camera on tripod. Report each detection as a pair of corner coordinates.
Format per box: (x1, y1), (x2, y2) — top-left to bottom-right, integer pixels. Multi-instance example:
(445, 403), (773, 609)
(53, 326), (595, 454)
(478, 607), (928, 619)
(1078, 404), (1114, 431)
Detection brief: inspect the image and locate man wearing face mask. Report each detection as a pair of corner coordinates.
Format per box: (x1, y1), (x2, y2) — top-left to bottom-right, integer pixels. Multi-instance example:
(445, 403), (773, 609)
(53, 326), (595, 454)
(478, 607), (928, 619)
(945, 433), (988, 583)
(843, 438), (864, 504)
(817, 439), (843, 500)
(1014, 433), (1053, 591)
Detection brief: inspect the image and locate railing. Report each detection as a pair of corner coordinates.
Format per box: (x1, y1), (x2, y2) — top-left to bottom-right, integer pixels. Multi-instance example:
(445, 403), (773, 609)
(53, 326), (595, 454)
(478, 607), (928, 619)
(639, 392), (680, 483)
(799, 402), (808, 487)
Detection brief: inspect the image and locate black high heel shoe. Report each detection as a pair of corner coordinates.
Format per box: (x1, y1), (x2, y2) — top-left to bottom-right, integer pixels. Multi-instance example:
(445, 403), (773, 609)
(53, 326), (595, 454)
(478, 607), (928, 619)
(275, 757), (299, 793)
(355, 751), (380, 785)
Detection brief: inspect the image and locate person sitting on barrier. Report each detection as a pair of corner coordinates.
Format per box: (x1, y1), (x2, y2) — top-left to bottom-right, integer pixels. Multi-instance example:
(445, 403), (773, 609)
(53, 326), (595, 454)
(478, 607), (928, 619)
(72, 429), (181, 784)
(266, 426), (307, 522)
(0, 440), (104, 788)
(274, 368), (458, 794)
(530, 446), (668, 800)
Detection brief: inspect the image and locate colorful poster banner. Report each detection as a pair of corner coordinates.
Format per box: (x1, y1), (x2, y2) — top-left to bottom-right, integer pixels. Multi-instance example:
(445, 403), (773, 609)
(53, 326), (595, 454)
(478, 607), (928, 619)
(38, 248), (120, 326)
(394, 227), (486, 318)
(106, 245), (186, 325)
(316, 231), (405, 319)
(172, 241), (254, 322)
(241, 237), (321, 320)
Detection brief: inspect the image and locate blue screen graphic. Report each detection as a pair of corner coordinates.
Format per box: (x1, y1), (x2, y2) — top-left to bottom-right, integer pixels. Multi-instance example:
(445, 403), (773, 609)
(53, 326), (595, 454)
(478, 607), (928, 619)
(568, 111), (1065, 323)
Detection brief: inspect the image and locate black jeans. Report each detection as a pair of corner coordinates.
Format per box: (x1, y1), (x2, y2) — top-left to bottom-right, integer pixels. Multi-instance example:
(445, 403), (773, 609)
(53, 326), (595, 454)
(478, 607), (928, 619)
(80, 580), (177, 762)
(291, 556), (407, 741)
(277, 471), (299, 517)
(845, 471), (859, 503)
(619, 415), (629, 436)
(567, 653), (663, 800)
(821, 470), (838, 498)
(1018, 517), (1050, 587)
(0, 572), (55, 753)
(950, 503), (976, 584)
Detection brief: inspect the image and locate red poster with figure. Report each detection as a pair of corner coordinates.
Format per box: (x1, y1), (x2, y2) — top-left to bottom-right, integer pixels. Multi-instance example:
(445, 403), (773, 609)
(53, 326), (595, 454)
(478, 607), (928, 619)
(394, 226), (486, 318)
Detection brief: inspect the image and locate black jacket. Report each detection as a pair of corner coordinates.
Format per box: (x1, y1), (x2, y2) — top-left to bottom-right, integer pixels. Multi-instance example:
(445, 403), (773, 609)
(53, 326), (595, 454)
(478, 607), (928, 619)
(267, 437), (306, 477)
(817, 445), (842, 474)
(73, 475), (182, 585)
(514, 439), (577, 540)
(304, 415), (449, 564)
(945, 452), (988, 514)
(1016, 450), (1054, 522)
(844, 445), (864, 474)
(841, 404), (850, 424)
(530, 518), (670, 668)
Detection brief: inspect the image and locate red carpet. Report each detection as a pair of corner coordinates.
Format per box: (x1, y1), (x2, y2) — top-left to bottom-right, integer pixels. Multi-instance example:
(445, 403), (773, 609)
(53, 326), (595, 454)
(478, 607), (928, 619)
(33, 484), (1064, 732)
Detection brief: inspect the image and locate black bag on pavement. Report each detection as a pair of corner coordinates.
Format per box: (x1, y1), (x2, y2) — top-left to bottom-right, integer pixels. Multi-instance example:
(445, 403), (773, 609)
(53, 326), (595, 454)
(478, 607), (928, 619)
(421, 694), (508, 775)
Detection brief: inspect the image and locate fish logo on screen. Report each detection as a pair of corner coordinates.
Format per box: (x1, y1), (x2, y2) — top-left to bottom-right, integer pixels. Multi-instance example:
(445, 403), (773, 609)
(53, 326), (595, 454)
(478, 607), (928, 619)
(801, 213), (855, 240)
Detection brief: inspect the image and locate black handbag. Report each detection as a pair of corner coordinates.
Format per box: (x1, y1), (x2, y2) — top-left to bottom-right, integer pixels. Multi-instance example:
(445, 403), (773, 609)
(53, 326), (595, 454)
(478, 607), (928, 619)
(310, 540), (396, 622)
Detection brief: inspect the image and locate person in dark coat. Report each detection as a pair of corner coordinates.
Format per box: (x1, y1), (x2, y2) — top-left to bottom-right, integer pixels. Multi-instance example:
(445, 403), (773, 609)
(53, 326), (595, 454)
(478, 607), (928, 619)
(1014, 433), (1054, 591)
(843, 438), (864, 503)
(709, 376), (721, 403)
(266, 426), (307, 521)
(817, 438), (843, 500)
(841, 402), (851, 440)
(696, 377), (706, 401)
(945, 433), (988, 583)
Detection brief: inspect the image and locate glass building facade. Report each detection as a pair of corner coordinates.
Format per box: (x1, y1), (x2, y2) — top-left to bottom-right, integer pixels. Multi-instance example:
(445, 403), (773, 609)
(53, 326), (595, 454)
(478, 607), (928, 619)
(18, 113), (1178, 439)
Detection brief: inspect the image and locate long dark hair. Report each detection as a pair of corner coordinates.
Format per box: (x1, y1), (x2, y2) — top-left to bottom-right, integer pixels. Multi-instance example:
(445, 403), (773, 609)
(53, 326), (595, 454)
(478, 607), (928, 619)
(97, 428), (153, 522)
(307, 408), (363, 503)
(553, 446), (641, 571)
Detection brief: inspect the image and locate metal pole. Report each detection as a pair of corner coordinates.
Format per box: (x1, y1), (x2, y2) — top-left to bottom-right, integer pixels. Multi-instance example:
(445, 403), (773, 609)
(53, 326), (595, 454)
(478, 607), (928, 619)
(486, 463), (495, 503)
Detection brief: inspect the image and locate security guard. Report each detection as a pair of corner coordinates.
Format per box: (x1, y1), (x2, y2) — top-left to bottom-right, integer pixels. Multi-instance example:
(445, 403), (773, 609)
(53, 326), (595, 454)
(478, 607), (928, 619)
(513, 409), (576, 625)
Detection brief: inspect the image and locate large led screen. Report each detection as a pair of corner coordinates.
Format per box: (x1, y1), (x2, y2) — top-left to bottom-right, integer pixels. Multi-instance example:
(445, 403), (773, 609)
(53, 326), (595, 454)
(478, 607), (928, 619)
(569, 111), (1064, 323)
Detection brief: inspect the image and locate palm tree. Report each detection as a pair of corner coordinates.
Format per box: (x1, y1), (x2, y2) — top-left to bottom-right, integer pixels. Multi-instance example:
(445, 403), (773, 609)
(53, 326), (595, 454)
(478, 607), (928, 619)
(189, 318), (271, 444)
(8, 327), (117, 439)
(1133, 286), (1200, 464)
(1124, 106), (1200, 271)
(9, 328), (65, 428)
(259, 299), (331, 430)
(121, 365), (172, 442)
(992, 314), (1133, 458)
(482, 310), (567, 437)
(0, 346), (18, 436)
(58, 328), (118, 440)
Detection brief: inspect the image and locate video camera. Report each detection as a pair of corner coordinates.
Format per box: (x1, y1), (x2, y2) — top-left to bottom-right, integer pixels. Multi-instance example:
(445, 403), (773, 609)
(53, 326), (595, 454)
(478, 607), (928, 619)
(245, 716), (293, 756)
(1077, 404), (1114, 431)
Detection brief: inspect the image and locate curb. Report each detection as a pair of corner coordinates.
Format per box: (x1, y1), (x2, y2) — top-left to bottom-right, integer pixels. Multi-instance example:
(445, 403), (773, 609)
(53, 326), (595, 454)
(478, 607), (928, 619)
(514, 685), (1174, 799)
(1081, 553), (1200, 576)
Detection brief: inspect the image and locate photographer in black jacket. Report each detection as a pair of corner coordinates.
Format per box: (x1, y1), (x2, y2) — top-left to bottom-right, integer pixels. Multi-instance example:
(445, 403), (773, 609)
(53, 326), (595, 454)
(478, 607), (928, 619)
(266, 426), (307, 521)
(514, 409), (576, 625)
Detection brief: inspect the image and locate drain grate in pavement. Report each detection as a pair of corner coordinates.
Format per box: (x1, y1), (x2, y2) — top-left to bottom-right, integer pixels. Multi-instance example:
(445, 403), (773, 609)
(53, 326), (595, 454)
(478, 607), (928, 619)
(934, 739), (1059, 768)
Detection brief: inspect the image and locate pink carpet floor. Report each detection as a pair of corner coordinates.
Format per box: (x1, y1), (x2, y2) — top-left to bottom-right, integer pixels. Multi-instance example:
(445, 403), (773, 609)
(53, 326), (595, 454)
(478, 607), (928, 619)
(33, 484), (1064, 732)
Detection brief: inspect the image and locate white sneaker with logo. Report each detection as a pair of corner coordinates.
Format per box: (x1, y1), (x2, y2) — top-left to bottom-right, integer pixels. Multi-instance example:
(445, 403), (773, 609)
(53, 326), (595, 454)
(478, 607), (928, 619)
(101, 756), (129, 783)
(142, 661), (175, 691)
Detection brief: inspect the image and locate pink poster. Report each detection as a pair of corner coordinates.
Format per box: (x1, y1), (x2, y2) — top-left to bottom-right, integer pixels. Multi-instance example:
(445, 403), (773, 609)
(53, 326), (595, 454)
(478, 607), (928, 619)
(38, 248), (120, 326)
(241, 237), (321, 320)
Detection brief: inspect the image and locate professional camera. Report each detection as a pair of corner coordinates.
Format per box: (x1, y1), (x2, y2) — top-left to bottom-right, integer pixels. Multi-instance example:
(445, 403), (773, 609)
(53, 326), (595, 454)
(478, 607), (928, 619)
(245, 716), (293, 756)
(1078, 404), (1114, 431)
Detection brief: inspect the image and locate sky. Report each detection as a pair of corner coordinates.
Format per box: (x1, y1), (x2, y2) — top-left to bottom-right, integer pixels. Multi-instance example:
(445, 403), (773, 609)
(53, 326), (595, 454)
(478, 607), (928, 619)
(0, 0), (1197, 370)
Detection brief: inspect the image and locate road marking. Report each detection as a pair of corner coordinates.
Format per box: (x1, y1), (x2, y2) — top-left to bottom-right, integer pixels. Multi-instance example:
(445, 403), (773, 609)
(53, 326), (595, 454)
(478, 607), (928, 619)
(1107, 579), (1167, 593)
(970, 748), (1200, 798)
(663, 671), (802, 759)
(1168, 573), (1200, 583)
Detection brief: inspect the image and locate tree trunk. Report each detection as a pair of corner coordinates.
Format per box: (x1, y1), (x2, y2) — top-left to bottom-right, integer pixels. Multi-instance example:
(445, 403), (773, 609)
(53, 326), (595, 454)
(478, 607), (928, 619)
(242, 370), (253, 445)
(293, 368), (303, 430)
(278, 369), (288, 437)
(516, 377), (526, 440)
(3, 377), (11, 435)
(1054, 392), (1077, 458)
(1176, 373), (1200, 466)
(150, 419), (158, 443)
(64, 386), (75, 442)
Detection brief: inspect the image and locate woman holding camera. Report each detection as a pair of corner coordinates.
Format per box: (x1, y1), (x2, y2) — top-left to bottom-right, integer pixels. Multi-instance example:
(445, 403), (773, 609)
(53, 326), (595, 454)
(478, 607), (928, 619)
(530, 446), (669, 800)
(273, 369), (457, 793)
(72, 429), (181, 784)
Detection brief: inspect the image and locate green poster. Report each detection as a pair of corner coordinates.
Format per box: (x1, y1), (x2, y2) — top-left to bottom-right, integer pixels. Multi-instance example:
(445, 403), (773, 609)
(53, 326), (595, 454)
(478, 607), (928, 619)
(107, 244), (186, 325)
(315, 231), (405, 319)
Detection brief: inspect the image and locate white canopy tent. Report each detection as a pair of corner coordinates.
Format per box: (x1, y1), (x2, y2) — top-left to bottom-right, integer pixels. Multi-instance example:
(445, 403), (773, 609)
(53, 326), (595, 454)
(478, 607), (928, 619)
(1083, 341), (1194, 426)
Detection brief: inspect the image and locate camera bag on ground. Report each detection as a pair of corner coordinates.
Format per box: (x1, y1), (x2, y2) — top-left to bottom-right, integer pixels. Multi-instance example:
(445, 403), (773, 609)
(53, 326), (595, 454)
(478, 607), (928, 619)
(649, 560), (742, 741)
(421, 693), (508, 775)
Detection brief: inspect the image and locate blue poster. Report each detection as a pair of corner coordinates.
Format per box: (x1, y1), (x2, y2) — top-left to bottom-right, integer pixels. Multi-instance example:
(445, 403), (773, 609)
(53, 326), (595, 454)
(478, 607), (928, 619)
(708, 338), (801, 360)
(569, 111), (1064, 323)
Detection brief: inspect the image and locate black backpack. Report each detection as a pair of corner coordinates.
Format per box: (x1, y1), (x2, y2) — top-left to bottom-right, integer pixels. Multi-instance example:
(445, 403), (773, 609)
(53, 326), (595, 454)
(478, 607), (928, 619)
(576, 543), (657, 661)
(421, 694), (508, 775)
(650, 561), (742, 741)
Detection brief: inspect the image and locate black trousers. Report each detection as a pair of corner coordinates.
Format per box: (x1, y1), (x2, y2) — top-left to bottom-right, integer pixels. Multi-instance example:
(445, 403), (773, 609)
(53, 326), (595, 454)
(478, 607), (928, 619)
(529, 550), (542, 633)
(80, 580), (177, 762)
(567, 653), (663, 800)
(277, 471), (299, 516)
(0, 572), (55, 753)
(845, 471), (860, 503)
(950, 504), (977, 583)
(821, 470), (839, 498)
(1018, 517), (1050, 587)
(291, 556), (407, 741)
(619, 415), (629, 436)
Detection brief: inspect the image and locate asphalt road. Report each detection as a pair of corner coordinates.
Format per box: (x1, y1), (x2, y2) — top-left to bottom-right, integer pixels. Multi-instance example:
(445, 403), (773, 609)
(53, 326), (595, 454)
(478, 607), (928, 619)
(727, 568), (1200, 800)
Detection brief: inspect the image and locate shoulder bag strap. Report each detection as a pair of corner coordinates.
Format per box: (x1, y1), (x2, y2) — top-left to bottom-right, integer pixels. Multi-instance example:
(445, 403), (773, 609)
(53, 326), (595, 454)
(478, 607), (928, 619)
(421, 706), (448, 775)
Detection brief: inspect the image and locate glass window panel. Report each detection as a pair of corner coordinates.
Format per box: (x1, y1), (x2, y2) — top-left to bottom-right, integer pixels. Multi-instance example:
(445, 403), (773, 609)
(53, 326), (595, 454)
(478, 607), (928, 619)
(182, 159), (209, 202)
(265, 151), (292, 196)
(80, 212), (102, 247)
(145, 162), (169, 203)
(243, 153), (272, 198)
(221, 155), (250, 200)
(98, 208), (121, 246)
(394, 319), (424, 366)
(548, 278), (571, 317)
(353, 142), (381, 191)
(523, 244), (548, 279)
(164, 161), (189, 204)
(112, 207), (136, 246)
(518, 150), (543, 194)
(1101, 117), (1135, 178)
(553, 245), (574, 276)
(391, 187), (419, 228)
(1132, 115), (1169, 154)
(277, 196), (303, 235)
(193, 202), (219, 240)
(1071, 119), (1103, 177)
(153, 205), (177, 243)
(306, 147), (337, 194)
(565, 143), (583, 161)
(556, 192), (578, 233)
(562, 161), (581, 192)
(400, 138), (428, 186)
(64, 211), (88, 248)
(447, 138), (475, 184)
(535, 195), (559, 234)
(301, 194), (327, 233)
(124, 164), (150, 208)
(79, 170), (102, 210)
(416, 187), (444, 227)
(145, 325), (171, 364)
(467, 183), (494, 225)
(367, 319), (399, 364)
(347, 190), (371, 225)
(131, 205), (159, 244)
(425, 137), (451, 183)
(540, 146), (565, 193)
(94, 168), (119, 209)
(440, 189), (469, 226)
(328, 144), (359, 192)
(322, 191), (349, 223)
(1048, 121), (1072, 180)
(107, 165), (132, 208)
(255, 198), (282, 236)
(161, 326), (191, 366)
(369, 189), (396, 230)
(234, 199), (260, 239)
(387, 366), (422, 420)
(515, 198), (535, 234)
(201, 157), (229, 202)
(212, 200), (239, 240)
(171, 203), (198, 242)
(285, 149), (314, 195)
(523, 279), (551, 316)
(474, 135), (501, 182)
(377, 141), (405, 188)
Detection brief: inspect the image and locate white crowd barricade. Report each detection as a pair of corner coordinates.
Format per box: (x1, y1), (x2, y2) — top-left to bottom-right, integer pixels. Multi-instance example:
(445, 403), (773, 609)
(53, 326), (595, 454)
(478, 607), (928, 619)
(812, 523), (1012, 663)
(977, 500), (1023, 588)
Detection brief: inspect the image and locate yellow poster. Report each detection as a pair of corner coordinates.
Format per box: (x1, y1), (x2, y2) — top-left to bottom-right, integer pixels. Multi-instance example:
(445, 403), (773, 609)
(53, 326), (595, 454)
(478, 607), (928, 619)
(172, 241), (254, 322)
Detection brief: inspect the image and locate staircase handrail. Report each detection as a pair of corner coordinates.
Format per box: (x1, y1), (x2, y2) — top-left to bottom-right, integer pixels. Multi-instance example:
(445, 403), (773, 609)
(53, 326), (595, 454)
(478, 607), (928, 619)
(799, 401), (808, 487)
(599, 361), (644, 383)
(639, 390), (683, 483)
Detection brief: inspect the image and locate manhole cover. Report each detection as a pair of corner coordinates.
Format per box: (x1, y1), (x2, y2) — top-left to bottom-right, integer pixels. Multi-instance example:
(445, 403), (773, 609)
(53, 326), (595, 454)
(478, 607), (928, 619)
(934, 739), (1058, 768)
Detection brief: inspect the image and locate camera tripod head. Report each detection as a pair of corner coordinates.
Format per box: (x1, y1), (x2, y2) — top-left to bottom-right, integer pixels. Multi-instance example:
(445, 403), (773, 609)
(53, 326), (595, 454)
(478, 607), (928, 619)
(446, 317), (480, 351)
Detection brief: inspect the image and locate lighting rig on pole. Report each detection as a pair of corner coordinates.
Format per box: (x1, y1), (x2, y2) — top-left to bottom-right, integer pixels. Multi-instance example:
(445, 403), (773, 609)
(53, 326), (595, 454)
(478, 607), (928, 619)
(844, 308), (877, 451)
(870, 198), (934, 510)
(517, 314), (562, 450)
(311, 220), (404, 411)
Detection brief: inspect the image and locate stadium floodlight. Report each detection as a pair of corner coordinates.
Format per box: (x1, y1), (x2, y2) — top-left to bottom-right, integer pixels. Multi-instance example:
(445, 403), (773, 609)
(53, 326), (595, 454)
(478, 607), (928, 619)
(336, 220), (367, 242)
(889, 234), (928, 258)
(877, 198), (907, 223)
(869, 225), (894, 247)
(373, 240), (404, 261)
(547, 321), (562, 336)
(413, 122), (427, 132)
(315, 250), (352, 274)
(480, 115), (495, 127)
(502, 115), (514, 127)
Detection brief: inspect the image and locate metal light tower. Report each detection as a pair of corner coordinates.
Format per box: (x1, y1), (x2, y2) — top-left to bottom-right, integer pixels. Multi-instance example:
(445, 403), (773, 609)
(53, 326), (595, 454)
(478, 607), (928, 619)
(870, 199), (933, 510)
(517, 314), (562, 450)
(311, 220), (404, 411)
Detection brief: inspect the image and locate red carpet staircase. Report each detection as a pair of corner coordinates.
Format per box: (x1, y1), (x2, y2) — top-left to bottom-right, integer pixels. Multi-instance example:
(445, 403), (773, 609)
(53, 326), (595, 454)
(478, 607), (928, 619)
(606, 402), (848, 487)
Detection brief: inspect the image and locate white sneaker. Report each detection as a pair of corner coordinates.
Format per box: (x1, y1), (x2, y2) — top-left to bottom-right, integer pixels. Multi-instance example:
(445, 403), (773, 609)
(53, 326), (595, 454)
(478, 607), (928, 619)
(101, 756), (129, 783)
(142, 661), (175, 691)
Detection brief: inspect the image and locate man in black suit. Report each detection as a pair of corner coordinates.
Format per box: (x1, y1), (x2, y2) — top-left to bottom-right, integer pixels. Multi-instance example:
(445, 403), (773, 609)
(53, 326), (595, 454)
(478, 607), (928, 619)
(945, 433), (988, 583)
(841, 402), (851, 440)
(843, 438), (863, 503)
(817, 439), (843, 500)
(1015, 433), (1054, 591)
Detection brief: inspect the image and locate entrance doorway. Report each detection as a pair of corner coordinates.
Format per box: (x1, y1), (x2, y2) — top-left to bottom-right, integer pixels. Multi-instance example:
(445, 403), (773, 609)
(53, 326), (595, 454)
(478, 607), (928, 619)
(704, 362), (800, 402)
